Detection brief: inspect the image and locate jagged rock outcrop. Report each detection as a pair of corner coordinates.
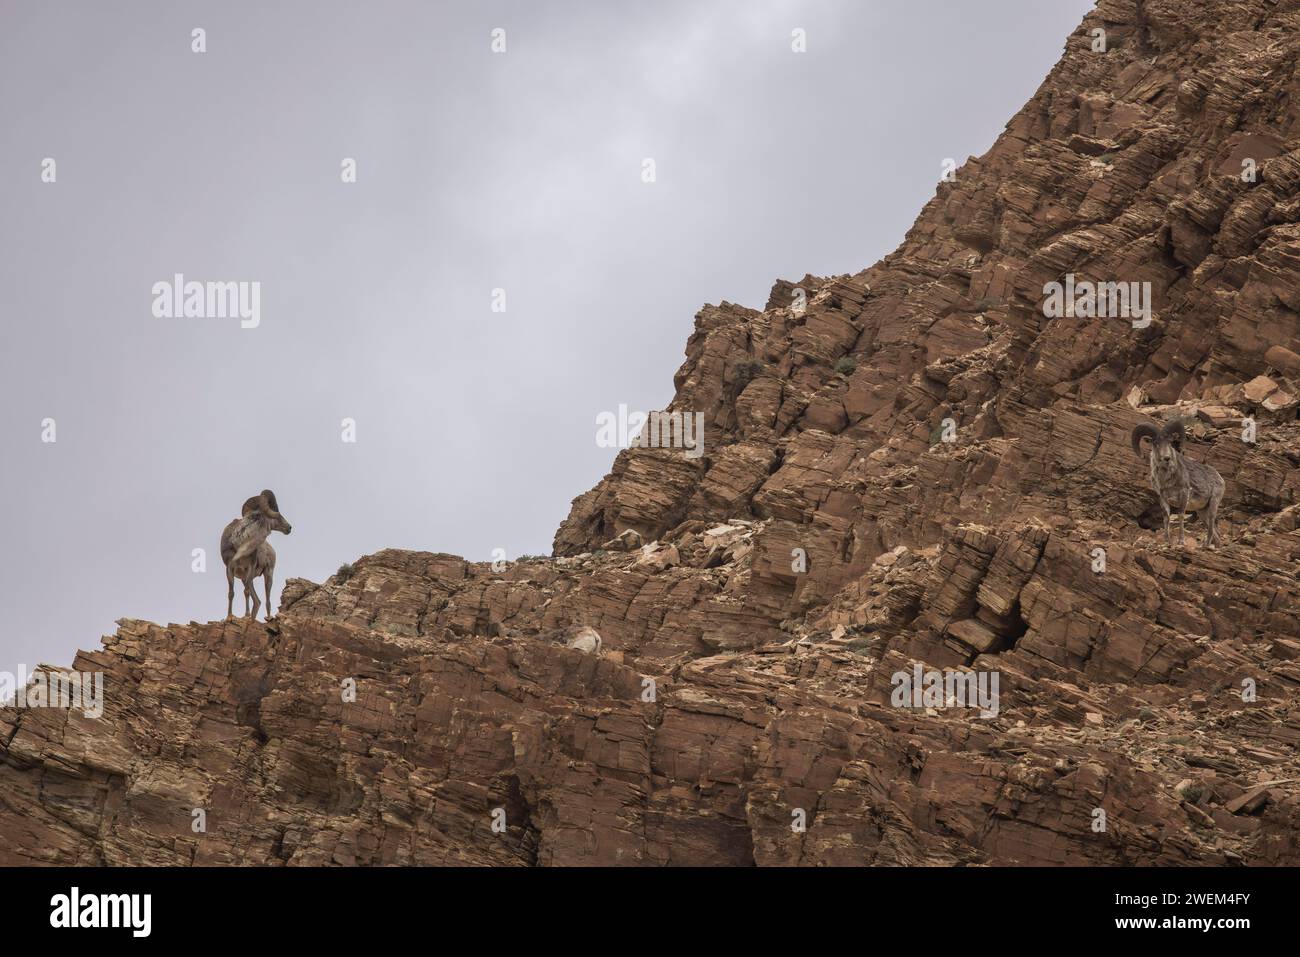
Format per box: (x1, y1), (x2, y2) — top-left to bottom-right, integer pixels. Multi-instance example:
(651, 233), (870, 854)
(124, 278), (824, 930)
(4, 0), (1300, 865)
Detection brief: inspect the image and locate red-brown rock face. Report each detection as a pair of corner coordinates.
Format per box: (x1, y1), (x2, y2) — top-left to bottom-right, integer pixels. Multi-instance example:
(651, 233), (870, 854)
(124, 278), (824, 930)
(4, 0), (1300, 865)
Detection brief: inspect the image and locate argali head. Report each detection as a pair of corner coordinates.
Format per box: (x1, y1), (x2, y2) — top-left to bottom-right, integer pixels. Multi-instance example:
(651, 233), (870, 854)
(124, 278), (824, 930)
(1131, 419), (1185, 467)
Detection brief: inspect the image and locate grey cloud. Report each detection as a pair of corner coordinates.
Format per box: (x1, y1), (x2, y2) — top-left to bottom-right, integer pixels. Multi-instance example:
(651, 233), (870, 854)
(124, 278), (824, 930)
(0, 0), (1094, 674)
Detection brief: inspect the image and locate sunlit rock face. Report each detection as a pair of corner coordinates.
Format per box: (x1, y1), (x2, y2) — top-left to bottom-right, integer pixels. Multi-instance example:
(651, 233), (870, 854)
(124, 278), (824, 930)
(5, 0), (1300, 866)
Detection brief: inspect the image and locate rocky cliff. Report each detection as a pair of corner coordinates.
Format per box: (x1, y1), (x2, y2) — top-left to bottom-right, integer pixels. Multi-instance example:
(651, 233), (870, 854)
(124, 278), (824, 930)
(4, 0), (1300, 866)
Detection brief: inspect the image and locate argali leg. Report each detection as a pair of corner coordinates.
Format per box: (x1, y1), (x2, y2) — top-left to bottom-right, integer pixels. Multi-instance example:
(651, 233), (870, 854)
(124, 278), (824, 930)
(263, 568), (274, 621)
(226, 565), (236, 620)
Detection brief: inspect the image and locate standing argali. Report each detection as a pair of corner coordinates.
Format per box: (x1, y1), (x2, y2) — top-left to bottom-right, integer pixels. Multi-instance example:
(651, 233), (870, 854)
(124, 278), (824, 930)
(1131, 419), (1225, 547)
(221, 490), (292, 621)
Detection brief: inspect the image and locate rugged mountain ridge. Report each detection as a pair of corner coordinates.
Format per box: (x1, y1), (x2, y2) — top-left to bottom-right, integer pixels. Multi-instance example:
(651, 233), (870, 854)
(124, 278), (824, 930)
(4, 0), (1300, 865)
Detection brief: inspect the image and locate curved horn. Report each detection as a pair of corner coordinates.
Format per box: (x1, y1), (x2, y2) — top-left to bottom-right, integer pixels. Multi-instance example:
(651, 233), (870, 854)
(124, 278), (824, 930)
(1130, 423), (1160, 458)
(1161, 419), (1186, 444)
(260, 489), (280, 513)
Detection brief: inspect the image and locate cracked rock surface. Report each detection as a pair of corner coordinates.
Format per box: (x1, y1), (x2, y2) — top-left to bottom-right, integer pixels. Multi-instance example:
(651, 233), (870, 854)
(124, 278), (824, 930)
(4, 0), (1300, 865)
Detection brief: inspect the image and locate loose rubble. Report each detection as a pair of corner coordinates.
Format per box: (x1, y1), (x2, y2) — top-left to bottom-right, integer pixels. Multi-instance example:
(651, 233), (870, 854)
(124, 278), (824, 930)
(3, 0), (1299, 866)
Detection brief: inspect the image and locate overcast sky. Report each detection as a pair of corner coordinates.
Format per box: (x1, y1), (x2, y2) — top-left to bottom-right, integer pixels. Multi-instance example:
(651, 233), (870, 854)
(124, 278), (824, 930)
(0, 0), (1094, 675)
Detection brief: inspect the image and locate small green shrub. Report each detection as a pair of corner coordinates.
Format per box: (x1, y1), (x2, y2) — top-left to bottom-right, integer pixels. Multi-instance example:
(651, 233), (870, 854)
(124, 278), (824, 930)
(834, 356), (857, 376)
(336, 563), (356, 583)
(929, 423), (948, 446)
